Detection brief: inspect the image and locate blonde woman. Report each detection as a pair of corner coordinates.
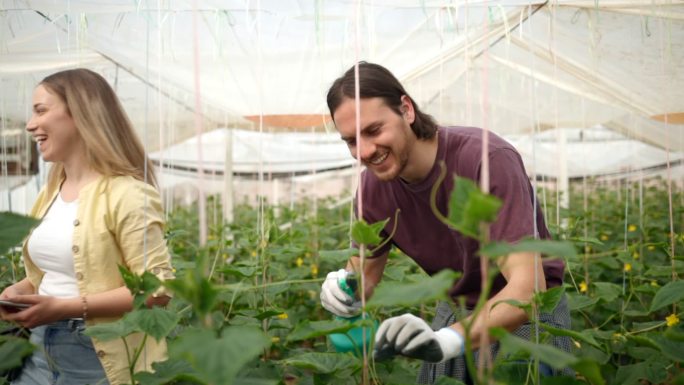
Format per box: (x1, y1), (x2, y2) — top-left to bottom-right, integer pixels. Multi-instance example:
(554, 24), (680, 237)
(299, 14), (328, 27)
(0, 68), (174, 385)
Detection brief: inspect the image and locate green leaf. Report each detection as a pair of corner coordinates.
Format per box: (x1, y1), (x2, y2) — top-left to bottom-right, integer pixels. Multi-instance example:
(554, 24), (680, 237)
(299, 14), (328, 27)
(541, 323), (601, 349)
(118, 265), (139, 294)
(493, 299), (531, 312)
(222, 266), (258, 278)
(447, 176), (502, 239)
(664, 325), (684, 342)
(571, 359), (606, 385)
(127, 308), (180, 342)
(287, 319), (356, 342)
(492, 328), (604, 385)
(491, 327), (578, 369)
(366, 270), (460, 309)
(540, 377), (587, 385)
(593, 282), (622, 303)
(434, 377), (467, 385)
(254, 309), (288, 321)
(319, 248), (359, 264)
(566, 294), (599, 310)
(351, 219), (388, 246)
(0, 335), (34, 371)
(614, 359), (668, 385)
(116, 266), (163, 309)
(164, 270), (219, 317)
(626, 335), (661, 350)
(0, 212), (38, 254)
(568, 236), (604, 246)
(282, 352), (360, 374)
(84, 317), (139, 341)
(623, 309), (650, 317)
(537, 286), (565, 314)
(480, 239), (577, 259)
(649, 280), (684, 312)
(134, 358), (202, 385)
(170, 326), (270, 385)
(652, 334), (684, 361)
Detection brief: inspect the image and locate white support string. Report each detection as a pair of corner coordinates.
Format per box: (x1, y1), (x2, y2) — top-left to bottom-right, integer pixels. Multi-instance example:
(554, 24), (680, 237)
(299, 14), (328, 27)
(191, 0), (207, 247)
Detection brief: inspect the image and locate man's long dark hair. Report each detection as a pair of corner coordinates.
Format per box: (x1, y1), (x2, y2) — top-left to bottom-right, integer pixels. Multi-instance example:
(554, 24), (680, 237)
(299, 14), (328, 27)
(326, 62), (438, 139)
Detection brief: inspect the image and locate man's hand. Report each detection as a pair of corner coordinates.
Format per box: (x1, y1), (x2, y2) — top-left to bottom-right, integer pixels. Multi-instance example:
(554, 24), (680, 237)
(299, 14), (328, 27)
(320, 269), (361, 318)
(373, 313), (464, 363)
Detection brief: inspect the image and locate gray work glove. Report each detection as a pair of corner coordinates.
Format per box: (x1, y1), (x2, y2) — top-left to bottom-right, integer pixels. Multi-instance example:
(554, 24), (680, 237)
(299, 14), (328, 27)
(373, 313), (464, 363)
(320, 269), (361, 318)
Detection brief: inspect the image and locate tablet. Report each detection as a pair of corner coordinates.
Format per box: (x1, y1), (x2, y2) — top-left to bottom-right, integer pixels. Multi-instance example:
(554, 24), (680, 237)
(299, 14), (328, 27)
(0, 300), (30, 309)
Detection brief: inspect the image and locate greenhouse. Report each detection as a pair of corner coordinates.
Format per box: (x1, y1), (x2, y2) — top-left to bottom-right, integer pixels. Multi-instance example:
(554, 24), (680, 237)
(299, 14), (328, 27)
(0, 1), (683, 384)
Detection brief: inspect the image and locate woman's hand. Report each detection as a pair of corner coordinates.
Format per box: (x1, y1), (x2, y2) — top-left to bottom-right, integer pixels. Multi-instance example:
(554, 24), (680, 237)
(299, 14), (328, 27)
(0, 280), (36, 321)
(2, 295), (80, 329)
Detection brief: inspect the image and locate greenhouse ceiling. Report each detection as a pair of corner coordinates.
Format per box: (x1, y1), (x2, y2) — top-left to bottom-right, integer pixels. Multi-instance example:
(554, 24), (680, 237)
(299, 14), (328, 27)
(1, 0), (683, 178)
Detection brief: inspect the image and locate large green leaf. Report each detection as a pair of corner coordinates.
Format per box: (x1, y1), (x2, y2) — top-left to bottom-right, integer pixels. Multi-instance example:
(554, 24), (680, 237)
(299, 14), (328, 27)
(614, 359), (668, 385)
(541, 323), (601, 349)
(164, 270), (219, 317)
(117, 266), (163, 309)
(366, 270), (460, 309)
(351, 219), (388, 246)
(537, 286), (565, 314)
(282, 352), (360, 374)
(568, 236), (604, 246)
(134, 358), (202, 385)
(222, 265), (258, 278)
(0, 335), (34, 371)
(480, 239), (577, 259)
(664, 325), (684, 342)
(447, 176), (502, 239)
(85, 316), (139, 341)
(570, 359), (606, 385)
(491, 328), (605, 385)
(649, 280), (684, 312)
(434, 377), (466, 385)
(0, 212), (37, 254)
(170, 326), (270, 385)
(593, 282), (622, 303)
(319, 248), (359, 264)
(492, 327), (578, 369)
(540, 377), (587, 385)
(287, 319), (356, 342)
(566, 294), (599, 310)
(626, 334), (661, 351)
(127, 307), (180, 342)
(652, 334), (684, 361)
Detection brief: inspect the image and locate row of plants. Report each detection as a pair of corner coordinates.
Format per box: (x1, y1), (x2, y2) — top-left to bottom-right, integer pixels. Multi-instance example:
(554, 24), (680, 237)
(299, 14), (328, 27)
(1, 176), (683, 384)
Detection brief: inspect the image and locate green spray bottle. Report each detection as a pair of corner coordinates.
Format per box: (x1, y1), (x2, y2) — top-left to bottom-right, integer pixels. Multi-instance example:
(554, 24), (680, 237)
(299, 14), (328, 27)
(328, 272), (378, 355)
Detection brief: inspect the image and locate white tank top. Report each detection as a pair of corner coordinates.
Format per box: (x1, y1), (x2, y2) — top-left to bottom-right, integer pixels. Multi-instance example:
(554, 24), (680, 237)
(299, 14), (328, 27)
(27, 193), (80, 298)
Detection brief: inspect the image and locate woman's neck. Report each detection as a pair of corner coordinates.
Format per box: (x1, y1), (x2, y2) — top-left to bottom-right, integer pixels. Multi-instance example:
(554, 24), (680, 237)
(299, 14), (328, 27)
(60, 162), (100, 202)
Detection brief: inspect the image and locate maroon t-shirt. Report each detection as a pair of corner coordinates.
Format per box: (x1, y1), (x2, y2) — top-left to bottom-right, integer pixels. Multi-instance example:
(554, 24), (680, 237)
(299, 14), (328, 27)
(357, 126), (564, 308)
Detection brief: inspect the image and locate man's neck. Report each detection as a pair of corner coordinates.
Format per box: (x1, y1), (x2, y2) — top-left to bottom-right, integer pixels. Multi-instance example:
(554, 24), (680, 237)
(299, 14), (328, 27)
(399, 133), (439, 184)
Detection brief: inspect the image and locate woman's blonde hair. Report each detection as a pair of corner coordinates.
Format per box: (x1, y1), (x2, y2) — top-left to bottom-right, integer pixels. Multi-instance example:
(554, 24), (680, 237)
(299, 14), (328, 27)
(40, 68), (157, 187)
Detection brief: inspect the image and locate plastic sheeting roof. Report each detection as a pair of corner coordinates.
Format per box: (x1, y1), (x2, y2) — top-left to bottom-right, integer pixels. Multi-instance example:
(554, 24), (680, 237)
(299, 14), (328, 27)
(1, 0), (683, 179)
(149, 128), (354, 175)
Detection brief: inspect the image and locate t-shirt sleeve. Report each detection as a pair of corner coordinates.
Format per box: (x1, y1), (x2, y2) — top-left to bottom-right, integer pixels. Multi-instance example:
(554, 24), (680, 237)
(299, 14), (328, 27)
(484, 149), (539, 243)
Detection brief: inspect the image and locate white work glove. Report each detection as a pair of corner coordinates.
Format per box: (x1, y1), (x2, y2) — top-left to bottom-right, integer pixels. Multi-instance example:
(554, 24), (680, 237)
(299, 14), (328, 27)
(373, 313), (464, 363)
(320, 269), (361, 318)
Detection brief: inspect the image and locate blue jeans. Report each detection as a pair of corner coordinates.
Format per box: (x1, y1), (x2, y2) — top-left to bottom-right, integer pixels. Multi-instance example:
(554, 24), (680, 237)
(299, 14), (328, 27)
(12, 319), (109, 385)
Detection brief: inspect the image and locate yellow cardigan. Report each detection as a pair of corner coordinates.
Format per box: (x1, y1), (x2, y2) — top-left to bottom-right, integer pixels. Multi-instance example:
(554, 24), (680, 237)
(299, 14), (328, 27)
(22, 175), (175, 385)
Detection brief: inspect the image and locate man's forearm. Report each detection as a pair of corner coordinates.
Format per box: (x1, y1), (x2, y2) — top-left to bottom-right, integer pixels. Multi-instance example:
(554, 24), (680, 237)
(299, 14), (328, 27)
(346, 252), (388, 301)
(450, 283), (535, 350)
(451, 251), (547, 350)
